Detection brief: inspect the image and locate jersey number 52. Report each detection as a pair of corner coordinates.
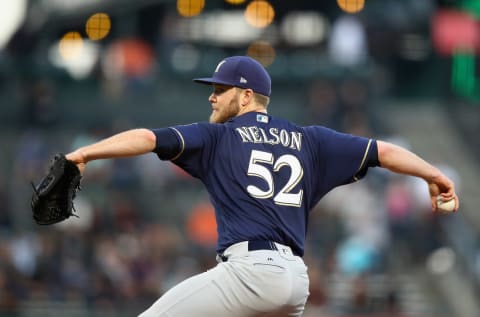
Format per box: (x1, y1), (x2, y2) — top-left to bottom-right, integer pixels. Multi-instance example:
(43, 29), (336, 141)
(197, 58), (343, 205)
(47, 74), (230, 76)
(246, 150), (304, 207)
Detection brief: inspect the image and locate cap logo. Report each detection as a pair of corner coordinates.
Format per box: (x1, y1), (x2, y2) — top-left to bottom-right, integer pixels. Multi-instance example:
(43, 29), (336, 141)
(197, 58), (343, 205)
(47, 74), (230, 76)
(214, 60), (226, 73)
(193, 56), (271, 97)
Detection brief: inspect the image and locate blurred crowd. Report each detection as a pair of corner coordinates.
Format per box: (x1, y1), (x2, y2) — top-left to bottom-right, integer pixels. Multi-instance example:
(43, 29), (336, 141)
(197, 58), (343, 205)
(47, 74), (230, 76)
(0, 75), (455, 317)
(0, 0), (476, 315)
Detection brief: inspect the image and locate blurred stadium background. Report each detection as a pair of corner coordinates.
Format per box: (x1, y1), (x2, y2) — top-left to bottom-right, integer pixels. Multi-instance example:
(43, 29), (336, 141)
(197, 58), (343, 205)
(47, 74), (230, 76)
(0, 0), (479, 316)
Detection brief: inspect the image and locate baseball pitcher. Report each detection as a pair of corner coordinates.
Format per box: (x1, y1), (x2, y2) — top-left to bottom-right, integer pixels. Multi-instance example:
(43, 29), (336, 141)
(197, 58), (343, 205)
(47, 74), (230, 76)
(62, 56), (459, 317)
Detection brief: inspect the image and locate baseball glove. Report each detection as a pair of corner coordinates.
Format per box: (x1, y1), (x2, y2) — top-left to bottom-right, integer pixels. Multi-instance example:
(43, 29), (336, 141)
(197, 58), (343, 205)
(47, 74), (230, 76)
(31, 153), (82, 225)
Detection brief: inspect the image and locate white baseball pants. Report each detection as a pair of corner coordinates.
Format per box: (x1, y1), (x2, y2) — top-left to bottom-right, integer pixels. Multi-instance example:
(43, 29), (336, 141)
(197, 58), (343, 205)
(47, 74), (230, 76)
(138, 241), (310, 317)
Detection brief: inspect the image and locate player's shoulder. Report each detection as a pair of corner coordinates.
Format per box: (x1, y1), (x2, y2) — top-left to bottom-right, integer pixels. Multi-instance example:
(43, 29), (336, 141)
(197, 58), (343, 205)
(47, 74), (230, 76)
(176, 121), (223, 131)
(172, 122), (226, 141)
(265, 114), (302, 130)
(302, 124), (341, 135)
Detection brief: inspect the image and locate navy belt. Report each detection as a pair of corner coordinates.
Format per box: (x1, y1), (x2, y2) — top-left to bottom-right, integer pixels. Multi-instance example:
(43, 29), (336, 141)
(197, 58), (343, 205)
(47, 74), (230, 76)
(218, 240), (282, 262)
(249, 240), (278, 252)
(249, 240), (301, 256)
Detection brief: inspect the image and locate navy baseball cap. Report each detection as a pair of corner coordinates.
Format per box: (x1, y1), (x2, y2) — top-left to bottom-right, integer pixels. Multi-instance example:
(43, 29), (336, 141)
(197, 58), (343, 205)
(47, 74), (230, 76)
(193, 56), (271, 97)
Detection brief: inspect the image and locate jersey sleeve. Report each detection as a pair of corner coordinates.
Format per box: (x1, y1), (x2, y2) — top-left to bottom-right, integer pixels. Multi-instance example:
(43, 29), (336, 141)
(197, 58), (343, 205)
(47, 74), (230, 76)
(152, 123), (218, 179)
(306, 126), (379, 189)
(150, 128), (183, 160)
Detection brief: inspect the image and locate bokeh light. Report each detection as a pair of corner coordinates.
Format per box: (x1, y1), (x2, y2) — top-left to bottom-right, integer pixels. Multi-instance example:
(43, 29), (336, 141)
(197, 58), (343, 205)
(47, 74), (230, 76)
(432, 10), (480, 55)
(50, 39), (99, 80)
(337, 0), (365, 14)
(245, 0), (275, 28)
(85, 13), (111, 41)
(177, 0), (205, 17)
(281, 11), (328, 46)
(0, 0), (27, 50)
(58, 31), (83, 61)
(225, 0), (246, 5)
(246, 40), (275, 67)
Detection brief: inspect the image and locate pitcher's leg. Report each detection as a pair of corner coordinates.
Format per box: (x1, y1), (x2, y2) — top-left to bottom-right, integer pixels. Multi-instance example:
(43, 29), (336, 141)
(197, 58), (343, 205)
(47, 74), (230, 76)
(138, 263), (257, 317)
(138, 252), (309, 317)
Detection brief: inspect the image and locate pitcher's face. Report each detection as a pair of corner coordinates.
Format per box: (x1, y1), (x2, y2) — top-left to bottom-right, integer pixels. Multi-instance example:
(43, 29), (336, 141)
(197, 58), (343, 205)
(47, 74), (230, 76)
(208, 84), (240, 123)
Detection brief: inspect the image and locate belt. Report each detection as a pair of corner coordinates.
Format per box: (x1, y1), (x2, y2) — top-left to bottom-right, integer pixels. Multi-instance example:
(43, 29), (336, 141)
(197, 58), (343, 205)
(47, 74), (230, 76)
(217, 240), (296, 262)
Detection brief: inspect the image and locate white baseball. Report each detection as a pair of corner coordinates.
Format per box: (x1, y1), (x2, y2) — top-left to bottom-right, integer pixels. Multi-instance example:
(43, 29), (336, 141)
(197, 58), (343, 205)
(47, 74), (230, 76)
(437, 197), (456, 213)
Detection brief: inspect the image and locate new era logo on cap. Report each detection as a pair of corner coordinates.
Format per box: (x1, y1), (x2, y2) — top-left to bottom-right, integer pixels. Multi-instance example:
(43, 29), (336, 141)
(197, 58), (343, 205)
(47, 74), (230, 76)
(193, 56), (271, 97)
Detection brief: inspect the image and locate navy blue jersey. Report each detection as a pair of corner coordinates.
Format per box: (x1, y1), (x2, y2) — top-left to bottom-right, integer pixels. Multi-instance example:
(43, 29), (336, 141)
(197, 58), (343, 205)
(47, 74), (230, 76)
(152, 112), (378, 256)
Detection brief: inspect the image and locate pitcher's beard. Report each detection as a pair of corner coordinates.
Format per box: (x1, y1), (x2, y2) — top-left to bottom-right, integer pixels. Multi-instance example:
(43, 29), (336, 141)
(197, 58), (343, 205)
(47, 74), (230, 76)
(209, 97), (240, 123)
